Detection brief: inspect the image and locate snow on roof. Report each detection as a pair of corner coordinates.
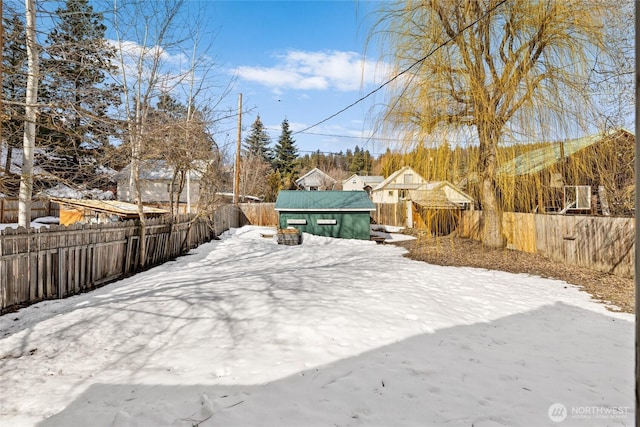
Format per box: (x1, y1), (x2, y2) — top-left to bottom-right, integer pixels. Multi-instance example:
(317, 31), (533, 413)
(38, 184), (114, 200)
(116, 159), (208, 181)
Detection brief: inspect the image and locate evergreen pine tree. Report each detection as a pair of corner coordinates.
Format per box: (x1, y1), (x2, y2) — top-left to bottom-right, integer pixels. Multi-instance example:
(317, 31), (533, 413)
(2, 13), (27, 180)
(243, 115), (273, 164)
(273, 118), (298, 175)
(41, 0), (120, 158)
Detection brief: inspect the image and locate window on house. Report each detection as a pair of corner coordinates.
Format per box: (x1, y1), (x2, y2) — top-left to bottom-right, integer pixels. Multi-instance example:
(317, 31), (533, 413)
(309, 186), (318, 191)
(388, 190), (394, 197)
(399, 190), (407, 199)
(404, 174), (413, 184)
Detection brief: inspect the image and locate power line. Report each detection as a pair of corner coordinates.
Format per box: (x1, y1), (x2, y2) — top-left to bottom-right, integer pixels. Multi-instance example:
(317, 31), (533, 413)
(292, 0), (510, 137)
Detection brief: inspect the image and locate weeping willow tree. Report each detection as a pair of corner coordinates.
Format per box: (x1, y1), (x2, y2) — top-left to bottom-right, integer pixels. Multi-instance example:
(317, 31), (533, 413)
(371, 0), (623, 248)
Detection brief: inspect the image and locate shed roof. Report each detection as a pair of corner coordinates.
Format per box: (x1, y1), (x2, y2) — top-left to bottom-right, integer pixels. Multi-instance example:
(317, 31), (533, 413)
(50, 198), (168, 218)
(343, 174), (384, 185)
(410, 181), (473, 209)
(275, 190), (375, 212)
(499, 128), (633, 176)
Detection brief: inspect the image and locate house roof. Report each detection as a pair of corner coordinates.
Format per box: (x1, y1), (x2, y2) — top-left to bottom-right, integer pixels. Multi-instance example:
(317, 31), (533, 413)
(373, 166), (425, 191)
(50, 198), (168, 219)
(116, 159), (208, 181)
(499, 128), (633, 176)
(410, 181), (473, 209)
(343, 174), (384, 185)
(275, 190), (375, 212)
(295, 168), (337, 185)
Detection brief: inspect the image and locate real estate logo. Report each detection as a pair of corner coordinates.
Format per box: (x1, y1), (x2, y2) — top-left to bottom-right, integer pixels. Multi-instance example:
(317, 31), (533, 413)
(548, 403), (567, 423)
(548, 403), (630, 423)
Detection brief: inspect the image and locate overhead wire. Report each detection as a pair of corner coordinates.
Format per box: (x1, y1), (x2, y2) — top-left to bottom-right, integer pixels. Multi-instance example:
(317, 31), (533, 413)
(292, 0), (511, 138)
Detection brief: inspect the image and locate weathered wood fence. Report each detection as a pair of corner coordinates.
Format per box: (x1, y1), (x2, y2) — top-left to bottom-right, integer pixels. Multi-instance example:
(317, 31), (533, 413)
(239, 203), (278, 226)
(0, 197), (59, 223)
(0, 204), (240, 313)
(372, 203), (406, 227)
(459, 211), (634, 278)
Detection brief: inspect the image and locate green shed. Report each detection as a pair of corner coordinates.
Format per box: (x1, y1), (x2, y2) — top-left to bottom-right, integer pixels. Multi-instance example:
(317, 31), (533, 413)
(274, 190), (375, 240)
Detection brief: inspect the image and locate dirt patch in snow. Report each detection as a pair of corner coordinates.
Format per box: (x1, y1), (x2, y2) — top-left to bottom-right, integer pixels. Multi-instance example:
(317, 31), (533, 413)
(393, 233), (634, 314)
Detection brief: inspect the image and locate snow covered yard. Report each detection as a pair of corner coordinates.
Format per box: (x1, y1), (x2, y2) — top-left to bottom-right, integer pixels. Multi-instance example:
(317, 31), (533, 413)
(0, 226), (633, 426)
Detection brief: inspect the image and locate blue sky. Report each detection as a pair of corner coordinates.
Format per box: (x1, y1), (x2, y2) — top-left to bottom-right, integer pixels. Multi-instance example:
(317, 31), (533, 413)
(190, 1), (390, 157)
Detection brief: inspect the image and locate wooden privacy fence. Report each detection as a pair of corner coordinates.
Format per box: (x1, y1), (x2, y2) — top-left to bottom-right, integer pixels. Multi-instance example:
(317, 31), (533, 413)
(0, 204), (240, 313)
(372, 203), (406, 227)
(459, 211), (634, 278)
(239, 203), (278, 226)
(0, 197), (59, 223)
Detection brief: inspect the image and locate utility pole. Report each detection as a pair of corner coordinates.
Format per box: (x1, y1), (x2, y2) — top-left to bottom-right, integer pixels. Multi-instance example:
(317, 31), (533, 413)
(0, 0), (3, 146)
(233, 93), (242, 205)
(635, 2), (639, 424)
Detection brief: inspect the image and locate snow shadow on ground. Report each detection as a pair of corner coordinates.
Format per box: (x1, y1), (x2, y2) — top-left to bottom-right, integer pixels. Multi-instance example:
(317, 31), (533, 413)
(38, 303), (633, 427)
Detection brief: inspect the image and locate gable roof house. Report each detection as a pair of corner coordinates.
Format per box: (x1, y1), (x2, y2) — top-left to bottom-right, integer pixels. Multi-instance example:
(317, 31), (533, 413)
(343, 174), (384, 196)
(275, 190), (375, 240)
(115, 160), (205, 212)
(497, 128), (634, 215)
(295, 168), (337, 191)
(370, 166), (475, 232)
(370, 166), (428, 204)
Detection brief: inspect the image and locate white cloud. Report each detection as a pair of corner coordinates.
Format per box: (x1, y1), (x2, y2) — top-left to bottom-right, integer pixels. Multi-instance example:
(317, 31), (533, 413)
(236, 50), (386, 92)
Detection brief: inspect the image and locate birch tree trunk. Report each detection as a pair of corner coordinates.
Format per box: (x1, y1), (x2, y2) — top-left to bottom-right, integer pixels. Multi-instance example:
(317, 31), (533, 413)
(18, 0), (38, 228)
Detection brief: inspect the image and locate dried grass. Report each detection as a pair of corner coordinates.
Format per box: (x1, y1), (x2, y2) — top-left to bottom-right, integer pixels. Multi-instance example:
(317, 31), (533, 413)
(394, 234), (634, 314)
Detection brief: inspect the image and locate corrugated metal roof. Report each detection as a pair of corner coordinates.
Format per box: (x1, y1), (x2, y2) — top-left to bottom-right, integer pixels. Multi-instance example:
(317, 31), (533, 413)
(499, 129), (631, 176)
(275, 190), (375, 211)
(50, 198), (168, 217)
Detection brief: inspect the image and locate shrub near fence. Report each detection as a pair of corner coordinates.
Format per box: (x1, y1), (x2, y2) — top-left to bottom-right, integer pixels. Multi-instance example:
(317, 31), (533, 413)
(0, 204), (240, 314)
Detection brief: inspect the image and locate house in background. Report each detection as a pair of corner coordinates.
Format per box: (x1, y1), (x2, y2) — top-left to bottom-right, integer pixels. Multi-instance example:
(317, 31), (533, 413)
(115, 160), (204, 211)
(295, 167), (337, 191)
(371, 166), (474, 233)
(50, 198), (168, 226)
(274, 190), (375, 240)
(342, 174), (384, 196)
(371, 166), (427, 204)
(497, 128), (634, 215)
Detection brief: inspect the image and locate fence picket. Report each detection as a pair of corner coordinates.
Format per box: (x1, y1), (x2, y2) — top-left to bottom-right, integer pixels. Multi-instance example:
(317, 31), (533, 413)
(0, 204), (240, 313)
